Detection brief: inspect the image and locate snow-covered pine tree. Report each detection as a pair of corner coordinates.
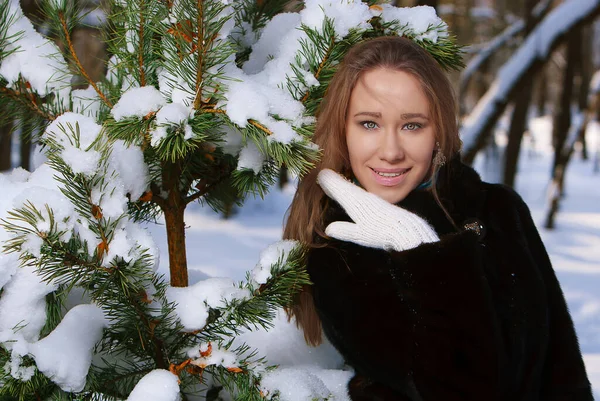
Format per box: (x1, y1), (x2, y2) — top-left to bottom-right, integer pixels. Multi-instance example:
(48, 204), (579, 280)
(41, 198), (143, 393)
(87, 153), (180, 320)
(0, 0), (463, 399)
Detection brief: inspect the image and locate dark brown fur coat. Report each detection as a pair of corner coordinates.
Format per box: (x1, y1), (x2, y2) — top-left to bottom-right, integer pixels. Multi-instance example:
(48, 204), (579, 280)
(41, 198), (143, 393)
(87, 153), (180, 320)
(306, 158), (593, 401)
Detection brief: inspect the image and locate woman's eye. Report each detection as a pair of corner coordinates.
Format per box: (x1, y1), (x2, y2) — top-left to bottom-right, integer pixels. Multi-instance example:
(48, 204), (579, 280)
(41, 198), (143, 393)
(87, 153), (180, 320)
(361, 121), (378, 130)
(403, 122), (422, 131)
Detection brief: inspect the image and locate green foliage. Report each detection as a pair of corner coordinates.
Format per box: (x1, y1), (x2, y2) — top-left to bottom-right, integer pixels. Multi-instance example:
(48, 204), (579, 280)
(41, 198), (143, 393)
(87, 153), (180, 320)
(0, 357), (58, 401)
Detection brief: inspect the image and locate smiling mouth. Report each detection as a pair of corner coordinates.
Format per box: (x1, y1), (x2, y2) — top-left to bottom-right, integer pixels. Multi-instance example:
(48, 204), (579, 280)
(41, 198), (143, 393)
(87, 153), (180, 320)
(371, 168), (411, 177)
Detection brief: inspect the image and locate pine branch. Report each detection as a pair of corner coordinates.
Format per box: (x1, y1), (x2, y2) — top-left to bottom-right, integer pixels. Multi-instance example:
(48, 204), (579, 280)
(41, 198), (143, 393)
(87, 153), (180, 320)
(0, 84), (58, 121)
(248, 120), (271, 136)
(185, 179), (209, 204)
(138, 0), (146, 86)
(300, 36), (335, 104)
(57, 12), (112, 108)
(200, 108), (272, 136)
(193, 0), (205, 110)
(184, 166), (231, 205)
(200, 108), (226, 115)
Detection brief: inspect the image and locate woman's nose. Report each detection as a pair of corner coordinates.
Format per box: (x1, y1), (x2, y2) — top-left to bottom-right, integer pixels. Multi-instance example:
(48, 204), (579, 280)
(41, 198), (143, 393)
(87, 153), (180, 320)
(378, 129), (404, 163)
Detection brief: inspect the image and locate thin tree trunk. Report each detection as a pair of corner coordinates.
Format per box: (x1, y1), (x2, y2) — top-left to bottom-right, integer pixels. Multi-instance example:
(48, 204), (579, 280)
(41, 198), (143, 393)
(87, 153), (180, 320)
(20, 117), (33, 171)
(576, 25), (593, 160)
(278, 165), (289, 190)
(551, 44), (577, 175)
(544, 29), (580, 230)
(163, 163), (189, 287)
(164, 203), (189, 287)
(502, 0), (537, 188)
(0, 121), (12, 172)
(535, 66), (547, 116)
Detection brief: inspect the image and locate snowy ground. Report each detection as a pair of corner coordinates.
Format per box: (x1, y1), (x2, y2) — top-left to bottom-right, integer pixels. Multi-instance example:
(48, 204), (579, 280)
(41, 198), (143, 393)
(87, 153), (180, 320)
(145, 116), (600, 397)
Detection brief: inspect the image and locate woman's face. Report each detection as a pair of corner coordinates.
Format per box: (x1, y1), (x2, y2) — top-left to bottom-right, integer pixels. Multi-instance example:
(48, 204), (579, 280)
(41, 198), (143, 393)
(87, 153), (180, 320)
(345, 67), (436, 204)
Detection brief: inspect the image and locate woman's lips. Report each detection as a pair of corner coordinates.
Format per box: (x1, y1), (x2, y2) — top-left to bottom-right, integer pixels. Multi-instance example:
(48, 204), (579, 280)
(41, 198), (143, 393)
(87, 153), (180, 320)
(370, 167), (411, 187)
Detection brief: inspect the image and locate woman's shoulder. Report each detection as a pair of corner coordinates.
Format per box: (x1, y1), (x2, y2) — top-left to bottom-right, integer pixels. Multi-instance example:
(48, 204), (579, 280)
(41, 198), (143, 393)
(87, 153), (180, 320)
(479, 180), (531, 216)
(443, 158), (531, 214)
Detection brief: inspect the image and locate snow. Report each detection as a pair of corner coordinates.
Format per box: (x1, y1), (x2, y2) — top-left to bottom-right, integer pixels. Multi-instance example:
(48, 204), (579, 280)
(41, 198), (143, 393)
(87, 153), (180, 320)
(259, 367), (332, 401)
(242, 13), (301, 75)
(236, 141), (265, 174)
(111, 86), (167, 122)
(374, 5), (448, 42)
(232, 310), (343, 368)
(108, 140), (150, 202)
(127, 370), (181, 401)
(188, 342), (239, 369)
(72, 86), (102, 120)
(461, 0), (600, 153)
(0, 253), (18, 290)
(29, 304), (108, 392)
(301, 0), (372, 39)
(0, 0), (71, 109)
(44, 112), (101, 149)
(157, 64), (195, 106)
(166, 278), (251, 332)
(252, 240), (299, 285)
(220, 71), (304, 139)
(43, 112), (103, 176)
(1, 335), (35, 381)
(220, 125), (244, 156)
(150, 102), (194, 146)
(0, 266), (58, 342)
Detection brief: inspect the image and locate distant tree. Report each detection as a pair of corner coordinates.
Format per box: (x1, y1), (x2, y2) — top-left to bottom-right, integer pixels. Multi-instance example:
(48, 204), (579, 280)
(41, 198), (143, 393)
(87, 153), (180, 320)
(545, 25), (595, 229)
(502, 0), (537, 188)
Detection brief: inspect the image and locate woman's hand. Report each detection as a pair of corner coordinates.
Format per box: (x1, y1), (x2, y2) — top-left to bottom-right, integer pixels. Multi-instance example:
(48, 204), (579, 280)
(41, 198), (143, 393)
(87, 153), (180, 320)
(317, 168), (439, 252)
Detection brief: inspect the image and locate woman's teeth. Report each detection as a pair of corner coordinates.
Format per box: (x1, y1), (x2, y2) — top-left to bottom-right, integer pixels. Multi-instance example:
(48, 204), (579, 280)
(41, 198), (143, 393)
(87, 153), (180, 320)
(375, 171), (406, 177)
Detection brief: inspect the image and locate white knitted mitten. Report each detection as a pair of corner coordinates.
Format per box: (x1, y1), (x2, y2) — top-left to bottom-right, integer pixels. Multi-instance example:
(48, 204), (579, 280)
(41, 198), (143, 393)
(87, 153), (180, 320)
(317, 169), (440, 252)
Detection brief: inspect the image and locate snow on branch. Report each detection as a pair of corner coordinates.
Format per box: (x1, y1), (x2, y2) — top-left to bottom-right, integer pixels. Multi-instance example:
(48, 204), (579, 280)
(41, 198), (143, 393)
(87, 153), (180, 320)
(461, 0), (600, 163)
(460, 0), (553, 95)
(29, 304), (108, 392)
(0, 0), (71, 110)
(127, 370), (181, 401)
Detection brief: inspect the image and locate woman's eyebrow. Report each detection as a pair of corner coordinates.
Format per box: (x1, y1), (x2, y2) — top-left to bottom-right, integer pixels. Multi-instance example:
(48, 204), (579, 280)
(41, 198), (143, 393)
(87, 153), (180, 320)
(400, 113), (429, 120)
(353, 111), (382, 118)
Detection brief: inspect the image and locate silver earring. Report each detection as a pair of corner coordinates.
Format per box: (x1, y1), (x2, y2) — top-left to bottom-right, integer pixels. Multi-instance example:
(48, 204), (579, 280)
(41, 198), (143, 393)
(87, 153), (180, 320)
(433, 142), (446, 167)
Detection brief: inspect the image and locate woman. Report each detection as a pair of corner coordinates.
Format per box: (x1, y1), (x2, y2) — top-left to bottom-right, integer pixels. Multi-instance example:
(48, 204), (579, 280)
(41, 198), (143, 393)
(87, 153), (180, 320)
(284, 36), (593, 400)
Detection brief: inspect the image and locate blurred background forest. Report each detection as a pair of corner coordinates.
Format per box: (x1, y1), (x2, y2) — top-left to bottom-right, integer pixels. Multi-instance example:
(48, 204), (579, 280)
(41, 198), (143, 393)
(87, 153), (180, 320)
(1, 0), (599, 228)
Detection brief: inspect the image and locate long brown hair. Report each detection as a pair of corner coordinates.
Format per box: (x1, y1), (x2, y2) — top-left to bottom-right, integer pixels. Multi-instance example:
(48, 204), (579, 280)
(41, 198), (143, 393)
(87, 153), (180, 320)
(283, 36), (462, 346)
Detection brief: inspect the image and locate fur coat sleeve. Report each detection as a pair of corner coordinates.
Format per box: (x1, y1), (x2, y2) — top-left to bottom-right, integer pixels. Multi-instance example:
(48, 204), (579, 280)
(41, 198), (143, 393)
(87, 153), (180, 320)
(308, 230), (501, 401)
